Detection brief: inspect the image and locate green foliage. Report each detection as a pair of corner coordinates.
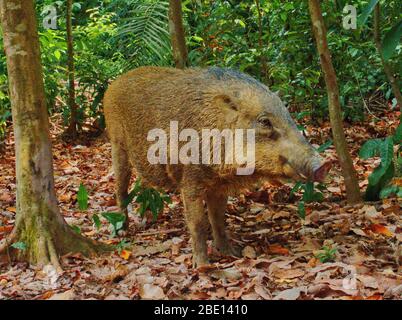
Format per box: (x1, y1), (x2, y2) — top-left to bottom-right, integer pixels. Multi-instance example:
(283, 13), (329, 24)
(359, 138), (383, 159)
(316, 140), (333, 153)
(302, 182), (324, 203)
(358, 0), (380, 27)
(11, 242), (27, 251)
(315, 245), (337, 263)
(0, 0), (399, 141)
(71, 225), (81, 234)
(291, 139), (329, 215)
(102, 212), (126, 236)
(394, 124), (402, 144)
(0, 31), (11, 141)
(75, 178), (170, 235)
(297, 201), (306, 220)
(382, 19), (402, 60)
(92, 213), (102, 230)
(124, 179), (171, 221)
(186, 0), (399, 122)
(136, 188), (171, 220)
(112, 0), (171, 67)
(115, 238), (131, 254)
(359, 124), (401, 200)
(358, 0), (401, 61)
(77, 183), (89, 210)
(72, 8), (125, 128)
(0, 0), (400, 142)
(379, 184), (402, 199)
(38, 29), (67, 112)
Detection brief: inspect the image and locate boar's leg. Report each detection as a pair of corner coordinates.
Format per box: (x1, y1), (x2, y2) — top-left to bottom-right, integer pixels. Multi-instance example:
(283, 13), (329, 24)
(111, 142), (132, 229)
(206, 191), (240, 257)
(181, 188), (210, 267)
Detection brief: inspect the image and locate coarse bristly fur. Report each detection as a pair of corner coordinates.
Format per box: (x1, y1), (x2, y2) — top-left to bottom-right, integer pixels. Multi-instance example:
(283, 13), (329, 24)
(104, 66), (327, 266)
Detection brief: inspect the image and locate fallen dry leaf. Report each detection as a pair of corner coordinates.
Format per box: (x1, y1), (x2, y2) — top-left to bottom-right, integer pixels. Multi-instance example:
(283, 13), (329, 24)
(139, 284), (165, 300)
(242, 246), (257, 259)
(120, 250), (131, 260)
(369, 224), (394, 237)
(267, 244), (289, 255)
(273, 287), (305, 300)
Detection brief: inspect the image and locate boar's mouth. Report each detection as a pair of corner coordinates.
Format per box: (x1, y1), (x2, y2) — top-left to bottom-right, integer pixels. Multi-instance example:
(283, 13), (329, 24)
(282, 157), (332, 182)
(311, 161), (332, 182)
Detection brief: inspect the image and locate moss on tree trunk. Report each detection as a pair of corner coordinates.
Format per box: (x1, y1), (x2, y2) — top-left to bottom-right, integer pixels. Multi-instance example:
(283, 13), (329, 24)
(0, 0), (109, 270)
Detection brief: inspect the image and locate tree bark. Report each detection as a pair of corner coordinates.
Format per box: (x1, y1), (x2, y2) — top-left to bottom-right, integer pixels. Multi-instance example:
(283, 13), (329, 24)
(168, 0), (188, 69)
(0, 0), (108, 270)
(66, 0), (78, 139)
(308, 0), (362, 204)
(373, 4), (402, 110)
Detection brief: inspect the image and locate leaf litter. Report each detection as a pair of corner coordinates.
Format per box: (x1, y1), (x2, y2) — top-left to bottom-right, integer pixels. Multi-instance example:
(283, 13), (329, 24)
(0, 111), (401, 300)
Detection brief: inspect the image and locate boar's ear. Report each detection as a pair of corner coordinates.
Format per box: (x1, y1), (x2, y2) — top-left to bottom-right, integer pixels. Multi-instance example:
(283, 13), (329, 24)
(213, 94), (238, 112)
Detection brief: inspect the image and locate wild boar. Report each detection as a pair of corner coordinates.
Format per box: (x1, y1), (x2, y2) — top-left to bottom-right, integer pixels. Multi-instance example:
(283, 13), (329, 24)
(103, 66), (331, 266)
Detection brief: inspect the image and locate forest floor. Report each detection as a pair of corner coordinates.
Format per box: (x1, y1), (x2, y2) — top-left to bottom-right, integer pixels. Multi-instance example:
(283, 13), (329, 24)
(0, 110), (401, 300)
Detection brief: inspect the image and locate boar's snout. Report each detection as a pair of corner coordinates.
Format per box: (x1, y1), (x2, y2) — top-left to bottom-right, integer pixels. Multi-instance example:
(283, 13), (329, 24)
(282, 155), (331, 182)
(311, 160), (332, 182)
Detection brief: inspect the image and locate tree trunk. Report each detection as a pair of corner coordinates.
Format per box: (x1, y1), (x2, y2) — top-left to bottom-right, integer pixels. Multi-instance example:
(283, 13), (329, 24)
(66, 0), (78, 139)
(254, 0), (269, 84)
(373, 4), (402, 110)
(168, 0), (188, 69)
(0, 0), (107, 270)
(308, 0), (362, 205)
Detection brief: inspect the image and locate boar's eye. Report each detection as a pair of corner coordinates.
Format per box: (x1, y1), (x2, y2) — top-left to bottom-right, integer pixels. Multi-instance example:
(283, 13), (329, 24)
(258, 117), (272, 129)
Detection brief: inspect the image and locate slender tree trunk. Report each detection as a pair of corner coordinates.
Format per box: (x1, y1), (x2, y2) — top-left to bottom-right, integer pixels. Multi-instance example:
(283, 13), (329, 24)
(168, 0), (188, 69)
(308, 0), (362, 205)
(254, 0), (269, 83)
(66, 0), (78, 138)
(0, 0), (107, 270)
(373, 4), (402, 110)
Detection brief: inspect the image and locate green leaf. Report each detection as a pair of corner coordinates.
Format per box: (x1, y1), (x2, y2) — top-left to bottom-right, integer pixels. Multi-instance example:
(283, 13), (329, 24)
(122, 179), (142, 208)
(359, 139), (382, 159)
(379, 137), (394, 169)
(315, 245), (337, 263)
(298, 201), (306, 220)
(382, 20), (402, 61)
(102, 212), (126, 236)
(92, 214), (101, 230)
(367, 138), (394, 187)
(54, 50), (61, 60)
(11, 242), (26, 251)
(316, 140), (332, 153)
(71, 225), (81, 234)
(358, 0), (380, 27)
(115, 239), (131, 254)
(366, 160), (394, 201)
(290, 181), (303, 197)
(72, 2), (82, 11)
(379, 185), (401, 199)
(133, 186), (171, 220)
(393, 123), (402, 144)
(295, 110), (311, 120)
(77, 183), (88, 211)
(302, 182), (324, 203)
(302, 182), (314, 202)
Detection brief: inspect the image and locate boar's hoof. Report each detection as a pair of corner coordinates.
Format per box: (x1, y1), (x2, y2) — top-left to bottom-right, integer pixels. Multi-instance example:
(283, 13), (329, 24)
(193, 254), (210, 268)
(217, 243), (242, 258)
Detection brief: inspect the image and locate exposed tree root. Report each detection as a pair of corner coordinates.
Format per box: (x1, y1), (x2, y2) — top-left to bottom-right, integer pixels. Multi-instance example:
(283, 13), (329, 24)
(0, 221), (112, 272)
